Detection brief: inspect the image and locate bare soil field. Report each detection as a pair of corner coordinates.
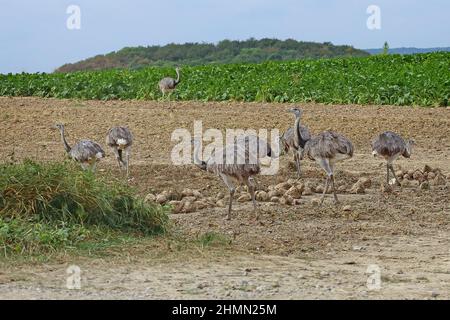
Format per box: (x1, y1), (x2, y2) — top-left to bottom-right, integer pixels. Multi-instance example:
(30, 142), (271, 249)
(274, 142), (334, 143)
(0, 97), (449, 299)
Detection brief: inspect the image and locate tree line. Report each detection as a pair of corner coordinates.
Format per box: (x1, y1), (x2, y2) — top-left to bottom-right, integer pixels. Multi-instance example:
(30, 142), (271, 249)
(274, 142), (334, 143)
(56, 38), (369, 72)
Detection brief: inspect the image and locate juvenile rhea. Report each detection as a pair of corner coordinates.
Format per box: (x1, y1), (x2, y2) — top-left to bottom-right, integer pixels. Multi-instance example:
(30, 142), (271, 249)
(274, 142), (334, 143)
(371, 131), (415, 186)
(192, 136), (272, 220)
(280, 108), (311, 177)
(55, 123), (105, 171)
(294, 109), (354, 204)
(105, 126), (133, 177)
(159, 67), (180, 97)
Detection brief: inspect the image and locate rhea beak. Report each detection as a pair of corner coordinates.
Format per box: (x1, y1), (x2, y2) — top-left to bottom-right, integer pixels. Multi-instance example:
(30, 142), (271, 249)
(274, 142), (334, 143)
(191, 137), (202, 146)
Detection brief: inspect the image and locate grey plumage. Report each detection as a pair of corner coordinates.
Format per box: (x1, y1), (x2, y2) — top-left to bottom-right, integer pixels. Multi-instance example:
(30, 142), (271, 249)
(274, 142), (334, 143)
(202, 143), (261, 177)
(281, 107), (312, 177)
(106, 126), (133, 177)
(243, 135), (273, 159)
(55, 124), (105, 171)
(371, 131), (415, 186)
(293, 109), (353, 204)
(281, 126), (311, 153)
(159, 67), (180, 96)
(304, 131), (354, 161)
(372, 131), (412, 159)
(193, 136), (272, 220)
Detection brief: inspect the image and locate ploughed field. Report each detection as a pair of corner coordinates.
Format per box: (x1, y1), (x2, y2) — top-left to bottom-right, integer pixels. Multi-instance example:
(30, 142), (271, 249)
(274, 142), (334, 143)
(0, 97), (449, 299)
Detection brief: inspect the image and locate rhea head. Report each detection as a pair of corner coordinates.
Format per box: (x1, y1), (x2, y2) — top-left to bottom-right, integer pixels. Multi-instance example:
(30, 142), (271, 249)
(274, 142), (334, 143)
(288, 107), (303, 117)
(405, 139), (416, 157)
(54, 123), (65, 131)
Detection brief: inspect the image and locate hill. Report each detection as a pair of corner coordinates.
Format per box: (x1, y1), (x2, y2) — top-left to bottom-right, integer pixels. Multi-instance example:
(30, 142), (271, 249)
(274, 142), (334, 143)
(365, 47), (450, 55)
(55, 38), (369, 72)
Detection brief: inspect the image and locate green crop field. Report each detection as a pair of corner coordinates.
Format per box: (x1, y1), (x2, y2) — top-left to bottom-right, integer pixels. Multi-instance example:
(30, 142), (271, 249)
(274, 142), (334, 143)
(1, 52), (449, 106)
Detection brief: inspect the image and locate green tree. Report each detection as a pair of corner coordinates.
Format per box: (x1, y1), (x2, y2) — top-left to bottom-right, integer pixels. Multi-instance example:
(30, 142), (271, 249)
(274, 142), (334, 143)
(55, 38), (371, 72)
(382, 41), (389, 55)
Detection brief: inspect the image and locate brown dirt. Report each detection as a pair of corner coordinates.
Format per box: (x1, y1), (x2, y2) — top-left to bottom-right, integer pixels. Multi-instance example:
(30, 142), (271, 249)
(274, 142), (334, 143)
(0, 97), (449, 299)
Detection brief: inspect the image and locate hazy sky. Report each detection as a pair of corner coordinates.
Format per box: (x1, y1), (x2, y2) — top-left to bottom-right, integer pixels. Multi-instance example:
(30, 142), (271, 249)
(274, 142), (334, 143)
(0, 0), (448, 73)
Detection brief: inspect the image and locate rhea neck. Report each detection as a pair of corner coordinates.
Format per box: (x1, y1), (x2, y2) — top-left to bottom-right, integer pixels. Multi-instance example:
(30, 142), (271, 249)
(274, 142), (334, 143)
(192, 140), (206, 170)
(403, 142), (413, 158)
(293, 113), (308, 149)
(58, 127), (72, 153)
(174, 69), (180, 84)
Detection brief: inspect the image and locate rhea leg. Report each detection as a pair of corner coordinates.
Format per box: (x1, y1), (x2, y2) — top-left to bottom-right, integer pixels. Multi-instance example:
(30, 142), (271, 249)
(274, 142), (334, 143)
(126, 153), (130, 177)
(246, 176), (259, 220)
(80, 162), (89, 170)
(330, 174), (339, 204)
(386, 163), (390, 185)
(328, 163), (339, 203)
(389, 163), (401, 186)
(294, 152), (301, 178)
(124, 146), (131, 178)
(112, 147), (122, 169)
(318, 158), (333, 205)
(321, 177), (330, 205)
(220, 174), (235, 220)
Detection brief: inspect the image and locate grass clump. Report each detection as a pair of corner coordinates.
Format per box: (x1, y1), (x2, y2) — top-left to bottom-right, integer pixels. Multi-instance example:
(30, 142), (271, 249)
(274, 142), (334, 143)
(197, 232), (231, 248)
(0, 218), (91, 255)
(0, 160), (169, 256)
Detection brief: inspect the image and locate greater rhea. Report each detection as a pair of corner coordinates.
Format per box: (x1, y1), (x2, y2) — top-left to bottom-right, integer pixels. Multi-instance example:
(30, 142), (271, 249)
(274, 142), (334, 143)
(192, 136), (272, 220)
(105, 126), (133, 177)
(55, 123), (105, 171)
(159, 67), (180, 97)
(371, 131), (415, 186)
(280, 108), (311, 177)
(293, 108), (354, 204)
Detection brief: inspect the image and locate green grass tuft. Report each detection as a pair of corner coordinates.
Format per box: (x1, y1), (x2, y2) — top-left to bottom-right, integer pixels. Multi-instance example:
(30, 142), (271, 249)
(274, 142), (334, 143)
(0, 160), (170, 256)
(196, 232), (231, 248)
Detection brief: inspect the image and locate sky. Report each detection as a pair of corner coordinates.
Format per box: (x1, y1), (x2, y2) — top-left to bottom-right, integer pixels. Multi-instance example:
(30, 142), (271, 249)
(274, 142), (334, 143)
(0, 0), (448, 73)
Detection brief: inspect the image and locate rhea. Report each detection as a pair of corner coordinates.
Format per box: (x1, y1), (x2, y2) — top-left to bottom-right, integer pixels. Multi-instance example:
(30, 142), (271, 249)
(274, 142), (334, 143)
(192, 136), (272, 220)
(105, 126), (133, 177)
(55, 123), (105, 171)
(159, 67), (181, 98)
(293, 108), (354, 204)
(280, 108), (311, 177)
(371, 131), (415, 186)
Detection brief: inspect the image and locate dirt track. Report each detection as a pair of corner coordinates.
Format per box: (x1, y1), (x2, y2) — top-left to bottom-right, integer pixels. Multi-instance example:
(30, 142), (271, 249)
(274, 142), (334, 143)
(0, 97), (449, 299)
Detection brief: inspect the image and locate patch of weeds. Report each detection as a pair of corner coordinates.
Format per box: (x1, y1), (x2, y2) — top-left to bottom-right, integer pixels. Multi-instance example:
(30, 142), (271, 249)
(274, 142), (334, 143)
(196, 232), (231, 248)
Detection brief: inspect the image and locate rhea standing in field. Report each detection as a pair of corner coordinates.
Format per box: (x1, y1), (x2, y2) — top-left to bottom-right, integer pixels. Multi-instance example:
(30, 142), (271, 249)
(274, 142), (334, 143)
(55, 123), (105, 171)
(192, 136), (272, 220)
(292, 108), (354, 204)
(159, 67), (181, 98)
(280, 108), (312, 177)
(106, 126), (133, 178)
(371, 131), (415, 186)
